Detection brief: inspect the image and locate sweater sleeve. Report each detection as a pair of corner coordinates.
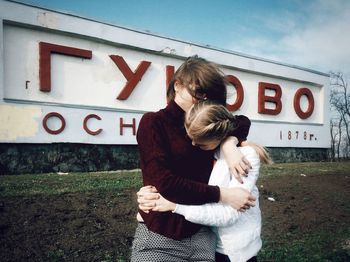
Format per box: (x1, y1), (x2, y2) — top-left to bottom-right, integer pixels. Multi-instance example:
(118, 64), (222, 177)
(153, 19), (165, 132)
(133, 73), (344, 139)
(230, 115), (251, 145)
(174, 202), (240, 227)
(174, 146), (260, 226)
(228, 146), (261, 191)
(137, 112), (220, 205)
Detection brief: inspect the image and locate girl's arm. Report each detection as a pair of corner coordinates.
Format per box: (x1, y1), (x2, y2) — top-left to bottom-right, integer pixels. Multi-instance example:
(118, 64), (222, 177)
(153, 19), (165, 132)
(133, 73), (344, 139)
(154, 196), (241, 227)
(221, 115), (252, 183)
(137, 185), (255, 213)
(144, 146), (261, 226)
(220, 136), (251, 184)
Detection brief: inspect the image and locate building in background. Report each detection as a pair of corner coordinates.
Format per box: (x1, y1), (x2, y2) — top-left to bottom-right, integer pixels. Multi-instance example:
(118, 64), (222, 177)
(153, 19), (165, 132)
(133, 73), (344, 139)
(0, 1), (330, 174)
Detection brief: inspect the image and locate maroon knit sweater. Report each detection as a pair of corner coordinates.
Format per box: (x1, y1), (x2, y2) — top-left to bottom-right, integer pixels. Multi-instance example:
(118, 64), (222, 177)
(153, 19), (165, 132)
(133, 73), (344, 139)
(136, 100), (250, 240)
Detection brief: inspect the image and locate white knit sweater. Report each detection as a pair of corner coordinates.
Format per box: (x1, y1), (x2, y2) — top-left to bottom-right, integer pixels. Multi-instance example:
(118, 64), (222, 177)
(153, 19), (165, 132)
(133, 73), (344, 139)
(174, 146), (262, 262)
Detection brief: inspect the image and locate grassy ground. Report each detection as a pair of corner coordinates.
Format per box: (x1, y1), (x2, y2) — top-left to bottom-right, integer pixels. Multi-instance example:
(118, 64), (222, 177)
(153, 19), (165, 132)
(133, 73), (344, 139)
(0, 161), (349, 261)
(0, 170), (143, 197)
(258, 161), (350, 262)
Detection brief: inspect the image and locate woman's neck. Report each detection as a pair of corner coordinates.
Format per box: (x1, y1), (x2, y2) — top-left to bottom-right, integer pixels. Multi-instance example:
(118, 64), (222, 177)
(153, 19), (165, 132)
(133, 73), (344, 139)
(174, 96), (192, 112)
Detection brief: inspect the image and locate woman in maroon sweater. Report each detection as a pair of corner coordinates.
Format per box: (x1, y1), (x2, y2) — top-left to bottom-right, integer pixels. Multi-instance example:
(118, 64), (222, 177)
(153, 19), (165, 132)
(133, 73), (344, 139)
(131, 56), (255, 262)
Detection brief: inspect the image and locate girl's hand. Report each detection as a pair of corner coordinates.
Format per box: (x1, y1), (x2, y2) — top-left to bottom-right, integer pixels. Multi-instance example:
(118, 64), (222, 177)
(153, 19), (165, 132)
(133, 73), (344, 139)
(136, 185), (159, 213)
(136, 185), (176, 212)
(221, 136), (252, 184)
(220, 187), (256, 210)
(152, 194), (176, 212)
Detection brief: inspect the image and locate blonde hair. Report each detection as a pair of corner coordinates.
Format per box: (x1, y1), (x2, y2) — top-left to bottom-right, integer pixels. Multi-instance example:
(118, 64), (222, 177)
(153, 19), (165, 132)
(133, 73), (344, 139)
(185, 101), (236, 142)
(167, 56), (227, 105)
(242, 141), (273, 164)
(185, 101), (272, 164)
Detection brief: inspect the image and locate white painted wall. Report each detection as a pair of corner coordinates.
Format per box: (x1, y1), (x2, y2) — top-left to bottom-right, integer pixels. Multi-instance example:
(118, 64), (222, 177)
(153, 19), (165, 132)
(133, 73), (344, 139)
(0, 1), (330, 147)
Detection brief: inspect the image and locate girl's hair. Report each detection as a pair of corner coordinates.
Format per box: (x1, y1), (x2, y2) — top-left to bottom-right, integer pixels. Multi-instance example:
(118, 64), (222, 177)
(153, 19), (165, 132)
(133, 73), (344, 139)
(167, 55), (227, 105)
(185, 101), (237, 143)
(241, 141), (273, 164)
(185, 101), (273, 164)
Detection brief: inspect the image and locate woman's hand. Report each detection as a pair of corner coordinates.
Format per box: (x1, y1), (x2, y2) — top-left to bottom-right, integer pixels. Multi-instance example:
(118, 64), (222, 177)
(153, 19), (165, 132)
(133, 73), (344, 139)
(220, 187), (256, 211)
(221, 136), (252, 184)
(136, 185), (159, 213)
(136, 185), (176, 213)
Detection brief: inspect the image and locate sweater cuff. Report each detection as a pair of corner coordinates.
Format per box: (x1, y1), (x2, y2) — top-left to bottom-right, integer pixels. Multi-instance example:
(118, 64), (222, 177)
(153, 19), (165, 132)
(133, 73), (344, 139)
(212, 185), (221, 203)
(173, 204), (185, 216)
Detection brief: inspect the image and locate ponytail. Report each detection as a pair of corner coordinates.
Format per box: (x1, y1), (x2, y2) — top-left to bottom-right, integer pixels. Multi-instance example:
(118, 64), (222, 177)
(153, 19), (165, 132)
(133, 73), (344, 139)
(242, 141), (273, 164)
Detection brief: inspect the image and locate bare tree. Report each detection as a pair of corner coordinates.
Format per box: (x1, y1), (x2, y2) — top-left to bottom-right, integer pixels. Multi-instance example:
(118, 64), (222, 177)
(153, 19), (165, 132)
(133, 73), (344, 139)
(342, 139), (350, 158)
(330, 119), (338, 161)
(336, 117), (343, 158)
(330, 72), (350, 159)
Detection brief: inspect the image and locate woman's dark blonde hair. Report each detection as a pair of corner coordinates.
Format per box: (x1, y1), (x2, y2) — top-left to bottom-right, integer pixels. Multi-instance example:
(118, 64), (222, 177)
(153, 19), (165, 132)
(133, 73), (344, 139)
(185, 101), (272, 164)
(167, 55), (227, 105)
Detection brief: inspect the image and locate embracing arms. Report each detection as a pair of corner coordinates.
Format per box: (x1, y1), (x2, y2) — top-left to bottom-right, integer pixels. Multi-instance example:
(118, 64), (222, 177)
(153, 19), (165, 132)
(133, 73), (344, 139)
(137, 112), (254, 210)
(138, 146), (261, 226)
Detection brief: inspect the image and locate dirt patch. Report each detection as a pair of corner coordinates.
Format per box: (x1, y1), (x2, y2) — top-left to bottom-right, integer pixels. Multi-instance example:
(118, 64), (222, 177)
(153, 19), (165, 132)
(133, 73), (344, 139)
(0, 190), (138, 261)
(1, 172), (349, 261)
(258, 172), (350, 248)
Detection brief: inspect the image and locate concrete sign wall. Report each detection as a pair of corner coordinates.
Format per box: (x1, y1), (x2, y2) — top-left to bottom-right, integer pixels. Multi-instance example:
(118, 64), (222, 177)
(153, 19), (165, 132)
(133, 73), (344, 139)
(0, 1), (330, 148)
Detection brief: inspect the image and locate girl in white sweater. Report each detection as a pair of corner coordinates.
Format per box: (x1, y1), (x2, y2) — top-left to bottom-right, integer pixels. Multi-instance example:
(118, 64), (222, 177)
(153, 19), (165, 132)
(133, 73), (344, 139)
(138, 102), (272, 262)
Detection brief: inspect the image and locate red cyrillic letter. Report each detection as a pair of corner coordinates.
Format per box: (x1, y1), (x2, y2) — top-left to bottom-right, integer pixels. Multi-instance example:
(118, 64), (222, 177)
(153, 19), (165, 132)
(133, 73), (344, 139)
(83, 114), (102, 136)
(258, 82), (282, 115)
(294, 88), (314, 119)
(109, 55), (151, 100)
(42, 112), (66, 135)
(39, 42), (92, 92)
(225, 75), (244, 112)
(119, 118), (136, 136)
(166, 65), (175, 103)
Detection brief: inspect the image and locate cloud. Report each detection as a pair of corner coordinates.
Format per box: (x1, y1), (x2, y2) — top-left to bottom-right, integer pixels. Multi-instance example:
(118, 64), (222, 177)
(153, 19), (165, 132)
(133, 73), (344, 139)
(279, 0), (350, 73)
(228, 0), (350, 74)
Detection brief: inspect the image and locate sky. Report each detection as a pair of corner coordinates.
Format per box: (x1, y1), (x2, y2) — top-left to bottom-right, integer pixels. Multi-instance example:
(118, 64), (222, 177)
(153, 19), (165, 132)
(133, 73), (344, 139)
(12, 0), (350, 75)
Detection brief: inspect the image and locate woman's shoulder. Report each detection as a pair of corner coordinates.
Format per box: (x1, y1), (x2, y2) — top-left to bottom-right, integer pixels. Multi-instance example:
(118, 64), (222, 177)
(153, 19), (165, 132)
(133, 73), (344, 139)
(140, 110), (164, 124)
(138, 111), (166, 135)
(140, 111), (157, 121)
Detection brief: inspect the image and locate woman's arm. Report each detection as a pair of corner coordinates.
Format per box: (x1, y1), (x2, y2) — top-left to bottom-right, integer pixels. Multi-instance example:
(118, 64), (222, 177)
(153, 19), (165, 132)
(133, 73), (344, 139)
(140, 146), (261, 226)
(137, 112), (219, 205)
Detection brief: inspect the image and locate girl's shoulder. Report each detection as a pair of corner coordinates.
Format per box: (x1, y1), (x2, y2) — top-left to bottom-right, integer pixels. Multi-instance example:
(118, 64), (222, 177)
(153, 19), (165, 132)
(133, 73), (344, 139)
(239, 145), (257, 156)
(239, 146), (261, 164)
